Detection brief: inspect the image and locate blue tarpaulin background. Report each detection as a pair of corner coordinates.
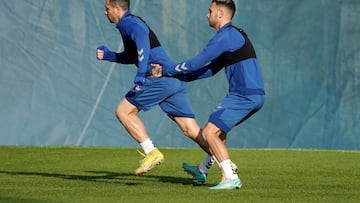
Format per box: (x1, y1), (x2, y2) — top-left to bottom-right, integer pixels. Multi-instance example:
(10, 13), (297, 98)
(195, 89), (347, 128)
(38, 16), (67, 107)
(0, 0), (359, 149)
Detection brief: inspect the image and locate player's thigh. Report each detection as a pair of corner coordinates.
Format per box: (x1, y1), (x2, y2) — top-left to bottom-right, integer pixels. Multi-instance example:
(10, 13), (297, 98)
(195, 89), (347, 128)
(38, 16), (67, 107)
(159, 89), (195, 119)
(208, 94), (264, 133)
(116, 98), (140, 117)
(125, 77), (181, 111)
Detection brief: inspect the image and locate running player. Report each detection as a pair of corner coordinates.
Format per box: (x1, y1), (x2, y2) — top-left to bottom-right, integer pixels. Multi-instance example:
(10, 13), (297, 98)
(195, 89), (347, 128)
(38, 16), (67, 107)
(152, 0), (265, 189)
(96, 0), (211, 176)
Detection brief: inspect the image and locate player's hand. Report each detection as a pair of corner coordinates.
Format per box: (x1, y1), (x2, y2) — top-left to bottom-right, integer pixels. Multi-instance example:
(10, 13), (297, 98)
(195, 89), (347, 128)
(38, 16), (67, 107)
(134, 72), (146, 86)
(96, 45), (110, 60)
(150, 64), (163, 78)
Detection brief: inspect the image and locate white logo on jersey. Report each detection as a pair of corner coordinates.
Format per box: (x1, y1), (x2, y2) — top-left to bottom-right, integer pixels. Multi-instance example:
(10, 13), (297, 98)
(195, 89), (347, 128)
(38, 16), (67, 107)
(175, 62), (188, 72)
(216, 105), (223, 109)
(138, 49), (144, 62)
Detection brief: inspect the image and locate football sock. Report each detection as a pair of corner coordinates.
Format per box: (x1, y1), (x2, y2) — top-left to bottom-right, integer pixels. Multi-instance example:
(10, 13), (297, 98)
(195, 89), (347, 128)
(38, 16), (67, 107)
(198, 155), (215, 174)
(220, 159), (239, 180)
(140, 138), (156, 154)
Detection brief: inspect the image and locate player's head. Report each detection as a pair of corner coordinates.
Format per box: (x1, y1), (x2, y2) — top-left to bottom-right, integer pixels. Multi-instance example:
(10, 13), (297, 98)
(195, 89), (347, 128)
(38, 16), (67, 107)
(207, 0), (236, 30)
(108, 0), (130, 10)
(104, 0), (130, 23)
(211, 0), (236, 19)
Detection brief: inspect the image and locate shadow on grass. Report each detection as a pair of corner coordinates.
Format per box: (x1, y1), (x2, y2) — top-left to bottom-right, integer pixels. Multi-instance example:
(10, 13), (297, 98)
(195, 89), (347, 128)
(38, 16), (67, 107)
(0, 170), (204, 186)
(0, 196), (50, 203)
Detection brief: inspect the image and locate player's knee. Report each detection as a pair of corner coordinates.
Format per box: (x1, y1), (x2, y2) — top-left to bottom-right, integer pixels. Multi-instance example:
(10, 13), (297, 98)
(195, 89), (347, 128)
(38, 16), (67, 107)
(176, 120), (200, 140)
(202, 128), (216, 142)
(181, 128), (196, 140)
(189, 126), (203, 140)
(115, 108), (126, 123)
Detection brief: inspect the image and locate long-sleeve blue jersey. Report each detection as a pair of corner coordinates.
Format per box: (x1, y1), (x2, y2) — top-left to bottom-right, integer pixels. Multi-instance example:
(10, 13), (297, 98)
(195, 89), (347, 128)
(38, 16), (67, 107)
(111, 10), (174, 75)
(163, 22), (265, 96)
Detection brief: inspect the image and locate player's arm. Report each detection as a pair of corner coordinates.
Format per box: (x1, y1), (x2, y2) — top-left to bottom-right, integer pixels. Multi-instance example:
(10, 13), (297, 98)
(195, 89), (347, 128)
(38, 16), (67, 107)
(131, 24), (150, 86)
(183, 59), (224, 82)
(162, 37), (224, 77)
(150, 58), (223, 82)
(96, 46), (134, 64)
(131, 24), (151, 86)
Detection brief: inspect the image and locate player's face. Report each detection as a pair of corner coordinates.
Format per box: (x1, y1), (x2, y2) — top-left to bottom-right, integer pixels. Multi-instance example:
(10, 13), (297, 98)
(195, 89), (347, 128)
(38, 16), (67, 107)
(207, 3), (220, 29)
(104, 0), (119, 23)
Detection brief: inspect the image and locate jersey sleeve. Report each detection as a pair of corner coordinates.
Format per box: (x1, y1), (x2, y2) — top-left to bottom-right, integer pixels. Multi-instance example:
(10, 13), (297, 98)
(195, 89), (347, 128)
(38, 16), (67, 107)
(163, 36), (227, 77)
(182, 59), (224, 82)
(114, 52), (136, 64)
(130, 23), (151, 75)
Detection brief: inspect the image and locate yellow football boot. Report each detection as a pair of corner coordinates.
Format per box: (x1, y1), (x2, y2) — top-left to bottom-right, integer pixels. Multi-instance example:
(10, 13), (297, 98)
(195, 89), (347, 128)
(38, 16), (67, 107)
(134, 149), (164, 176)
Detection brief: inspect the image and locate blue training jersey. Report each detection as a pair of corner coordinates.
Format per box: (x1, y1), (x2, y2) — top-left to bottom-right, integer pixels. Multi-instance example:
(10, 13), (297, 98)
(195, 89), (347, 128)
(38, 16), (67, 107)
(163, 22), (265, 96)
(114, 10), (174, 75)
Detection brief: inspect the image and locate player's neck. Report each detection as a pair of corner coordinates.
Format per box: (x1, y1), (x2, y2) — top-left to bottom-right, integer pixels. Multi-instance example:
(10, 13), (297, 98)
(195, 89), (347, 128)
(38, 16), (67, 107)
(216, 19), (231, 31)
(118, 9), (128, 22)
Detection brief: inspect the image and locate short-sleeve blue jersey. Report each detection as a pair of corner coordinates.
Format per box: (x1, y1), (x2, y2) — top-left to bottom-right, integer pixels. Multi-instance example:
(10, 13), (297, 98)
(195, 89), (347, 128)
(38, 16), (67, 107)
(163, 22), (265, 96)
(112, 10), (174, 76)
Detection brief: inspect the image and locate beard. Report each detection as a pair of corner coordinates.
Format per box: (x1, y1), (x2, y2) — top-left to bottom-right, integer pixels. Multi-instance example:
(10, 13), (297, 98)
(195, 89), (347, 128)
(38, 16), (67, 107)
(106, 15), (116, 24)
(208, 19), (216, 28)
(207, 14), (218, 28)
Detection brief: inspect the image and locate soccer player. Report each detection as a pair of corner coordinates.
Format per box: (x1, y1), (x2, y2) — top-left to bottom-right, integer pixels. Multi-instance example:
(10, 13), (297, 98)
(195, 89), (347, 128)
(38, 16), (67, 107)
(96, 0), (211, 176)
(152, 0), (265, 189)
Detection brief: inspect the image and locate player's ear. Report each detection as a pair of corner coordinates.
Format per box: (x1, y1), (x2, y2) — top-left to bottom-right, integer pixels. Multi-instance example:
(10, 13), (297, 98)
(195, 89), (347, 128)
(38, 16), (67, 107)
(114, 5), (122, 13)
(218, 9), (224, 19)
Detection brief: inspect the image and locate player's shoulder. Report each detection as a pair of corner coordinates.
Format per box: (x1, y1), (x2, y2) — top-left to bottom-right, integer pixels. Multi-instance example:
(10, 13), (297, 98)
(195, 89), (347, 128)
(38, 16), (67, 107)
(226, 26), (246, 44)
(125, 16), (148, 32)
(214, 26), (242, 43)
(211, 27), (244, 51)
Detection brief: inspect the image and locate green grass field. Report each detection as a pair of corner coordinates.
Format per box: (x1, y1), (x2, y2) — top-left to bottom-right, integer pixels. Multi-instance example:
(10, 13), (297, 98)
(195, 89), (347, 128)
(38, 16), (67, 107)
(0, 147), (359, 203)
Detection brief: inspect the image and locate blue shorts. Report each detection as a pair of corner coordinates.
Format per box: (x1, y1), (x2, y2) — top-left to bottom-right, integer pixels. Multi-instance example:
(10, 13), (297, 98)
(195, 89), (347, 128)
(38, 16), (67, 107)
(208, 93), (264, 133)
(125, 76), (195, 119)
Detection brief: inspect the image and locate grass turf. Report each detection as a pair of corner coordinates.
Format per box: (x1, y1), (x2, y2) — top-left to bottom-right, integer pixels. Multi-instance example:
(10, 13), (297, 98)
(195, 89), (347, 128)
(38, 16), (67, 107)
(0, 147), (359, 203)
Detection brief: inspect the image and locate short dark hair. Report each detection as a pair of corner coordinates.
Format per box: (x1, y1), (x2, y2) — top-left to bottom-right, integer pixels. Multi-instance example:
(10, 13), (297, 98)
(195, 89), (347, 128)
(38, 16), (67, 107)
(109, 0), (130, 10)
(212, 0), (236, 19)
